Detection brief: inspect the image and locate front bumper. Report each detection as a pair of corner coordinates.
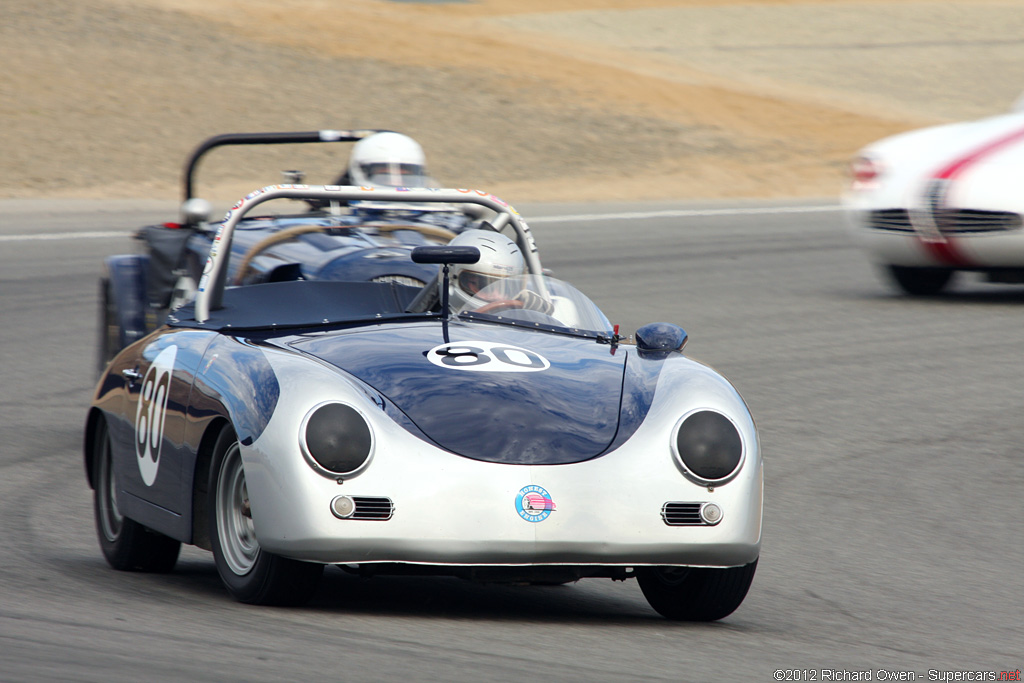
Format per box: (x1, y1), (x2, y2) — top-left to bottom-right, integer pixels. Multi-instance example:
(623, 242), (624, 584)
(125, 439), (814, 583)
(845, 205), (1024, 268)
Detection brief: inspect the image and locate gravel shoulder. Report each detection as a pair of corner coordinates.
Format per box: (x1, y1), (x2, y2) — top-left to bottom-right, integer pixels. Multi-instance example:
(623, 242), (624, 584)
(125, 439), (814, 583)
(3, 0), (1023, 205)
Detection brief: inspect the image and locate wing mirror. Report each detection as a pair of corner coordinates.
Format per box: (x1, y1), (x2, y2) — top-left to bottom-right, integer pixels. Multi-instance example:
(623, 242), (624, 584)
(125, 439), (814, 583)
(411, 246), (481, 265)
(635, 322), (688, 354)
(411, 246), (480, 324)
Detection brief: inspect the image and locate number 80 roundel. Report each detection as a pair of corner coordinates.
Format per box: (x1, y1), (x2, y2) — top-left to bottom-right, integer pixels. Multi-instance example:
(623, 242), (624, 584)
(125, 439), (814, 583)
(426, 341), (550, 373)
(134, 345), (177, 486)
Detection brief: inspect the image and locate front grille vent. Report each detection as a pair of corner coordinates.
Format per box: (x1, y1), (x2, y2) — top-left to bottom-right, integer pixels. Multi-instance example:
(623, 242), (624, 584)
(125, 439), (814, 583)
(932, 209), (1022, 234)
(661, 502), (705, 526)
(352, 496), (394, 520)
(868, 209), (915, 233)
(868, 209), (1022, 235)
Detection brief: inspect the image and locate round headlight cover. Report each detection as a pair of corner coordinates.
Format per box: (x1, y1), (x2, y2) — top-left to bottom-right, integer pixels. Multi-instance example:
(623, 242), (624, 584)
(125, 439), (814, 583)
(672, 410), (743, 484)
(301, 402), (373, 477)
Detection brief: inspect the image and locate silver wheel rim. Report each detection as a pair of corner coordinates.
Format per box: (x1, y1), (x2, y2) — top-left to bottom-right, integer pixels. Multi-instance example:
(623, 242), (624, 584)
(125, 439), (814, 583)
(97, 436), (123, 542)
(215, 441), (259, 575)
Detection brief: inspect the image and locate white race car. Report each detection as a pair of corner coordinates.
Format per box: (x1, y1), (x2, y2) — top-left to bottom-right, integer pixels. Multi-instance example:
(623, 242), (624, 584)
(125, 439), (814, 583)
(842, 102), (1024, 295)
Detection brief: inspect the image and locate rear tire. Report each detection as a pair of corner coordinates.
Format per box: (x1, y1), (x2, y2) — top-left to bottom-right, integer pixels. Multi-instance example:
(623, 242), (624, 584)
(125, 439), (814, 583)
(636, 560), (757, 621)
(885, 265), (954, 296)
(93, 420), (181, 572)
(208, 425), (323, 605)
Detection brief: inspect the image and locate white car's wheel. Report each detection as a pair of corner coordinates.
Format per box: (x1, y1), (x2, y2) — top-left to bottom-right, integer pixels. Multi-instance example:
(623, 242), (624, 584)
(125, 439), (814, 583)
(93, 420), (181, 572)
(636, 560), (757, 621)
(885, 265), (955, 296)
(208, 425), (323, 605)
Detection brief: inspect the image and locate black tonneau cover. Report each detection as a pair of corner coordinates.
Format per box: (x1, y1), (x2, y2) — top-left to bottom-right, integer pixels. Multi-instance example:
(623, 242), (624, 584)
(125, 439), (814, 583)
(169, 280), (423, 331)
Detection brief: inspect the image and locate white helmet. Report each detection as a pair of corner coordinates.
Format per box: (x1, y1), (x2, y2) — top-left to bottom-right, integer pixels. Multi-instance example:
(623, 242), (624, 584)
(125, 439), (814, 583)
(348, 132), (432, 188)
(446, 230), (526, 311)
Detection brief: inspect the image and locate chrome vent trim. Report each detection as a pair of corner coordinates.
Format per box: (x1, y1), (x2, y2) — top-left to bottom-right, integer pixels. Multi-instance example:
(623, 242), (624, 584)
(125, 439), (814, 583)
(868, 209), (1022, 234)
(934, 209), (1023, 234)
(661, 502), (705, 526)
(868, 209), (916, 233)
(352, 496), (394, 520)
(370, 275), (426, 287)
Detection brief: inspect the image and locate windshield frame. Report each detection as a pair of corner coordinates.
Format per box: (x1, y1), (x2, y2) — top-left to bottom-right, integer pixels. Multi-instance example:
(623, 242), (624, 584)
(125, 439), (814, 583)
(453, 274), (614, 340)
(194, 185), (543, 323)
(457, 310), (612, 340)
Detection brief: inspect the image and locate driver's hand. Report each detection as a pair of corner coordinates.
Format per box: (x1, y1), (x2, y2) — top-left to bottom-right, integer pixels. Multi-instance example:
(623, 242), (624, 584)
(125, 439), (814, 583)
(515, 289), (555, 315)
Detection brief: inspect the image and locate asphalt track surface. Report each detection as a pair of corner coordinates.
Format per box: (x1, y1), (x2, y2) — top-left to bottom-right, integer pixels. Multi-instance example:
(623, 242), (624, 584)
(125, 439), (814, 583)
(0, 200), (1021, 681)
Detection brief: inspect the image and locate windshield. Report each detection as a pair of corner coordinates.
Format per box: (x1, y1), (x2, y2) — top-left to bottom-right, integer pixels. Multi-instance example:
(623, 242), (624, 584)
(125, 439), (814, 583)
(455, 274), (614, 337)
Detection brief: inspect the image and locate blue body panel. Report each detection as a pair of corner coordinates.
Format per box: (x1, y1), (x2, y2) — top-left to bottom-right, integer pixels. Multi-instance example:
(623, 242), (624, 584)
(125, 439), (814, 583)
(287, 321), (658, 464)
(188, 335), (281, 447)
(102, 329), (213, 536)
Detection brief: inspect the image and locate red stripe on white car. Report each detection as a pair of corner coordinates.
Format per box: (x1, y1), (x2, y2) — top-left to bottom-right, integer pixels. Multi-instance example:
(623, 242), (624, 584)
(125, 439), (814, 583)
(919, 124), (1024, 265)
(933, 125), (1024, 180)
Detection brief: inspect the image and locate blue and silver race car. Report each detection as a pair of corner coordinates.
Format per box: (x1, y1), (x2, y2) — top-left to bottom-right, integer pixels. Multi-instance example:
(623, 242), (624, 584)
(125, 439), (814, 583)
(85, 185), (762, 621)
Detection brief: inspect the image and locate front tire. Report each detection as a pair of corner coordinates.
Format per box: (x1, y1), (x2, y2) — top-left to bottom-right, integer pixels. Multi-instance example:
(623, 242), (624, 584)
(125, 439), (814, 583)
(93, 420), (181, 572)
(636, 560), (757, 621)
(885, 265), (955, 296)
(208, 425), (323, 605)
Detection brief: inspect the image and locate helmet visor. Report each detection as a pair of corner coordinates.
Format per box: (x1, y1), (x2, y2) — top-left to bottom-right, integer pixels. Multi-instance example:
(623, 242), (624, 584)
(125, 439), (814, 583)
(457, 270), (514, 301)
(360, 162), (432, 188)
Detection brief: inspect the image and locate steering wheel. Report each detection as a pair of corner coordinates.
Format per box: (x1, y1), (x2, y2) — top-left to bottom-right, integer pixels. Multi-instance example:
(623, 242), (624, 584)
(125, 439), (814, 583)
(232, 222), (456, 285)
(369, 222), (457, 241)
(472, 299), (524, 315)
(233, 224), (327, 285)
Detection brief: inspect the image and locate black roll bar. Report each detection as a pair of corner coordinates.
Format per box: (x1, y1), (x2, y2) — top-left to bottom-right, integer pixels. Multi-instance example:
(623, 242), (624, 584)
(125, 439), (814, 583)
(182, 129), (394, 200)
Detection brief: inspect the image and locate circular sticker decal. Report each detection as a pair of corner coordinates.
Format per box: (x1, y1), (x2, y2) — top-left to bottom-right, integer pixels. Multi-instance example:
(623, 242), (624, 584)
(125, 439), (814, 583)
(427, 341), (550, 373)
(515, 485), (556, 523)
(134, 344), (177, 486)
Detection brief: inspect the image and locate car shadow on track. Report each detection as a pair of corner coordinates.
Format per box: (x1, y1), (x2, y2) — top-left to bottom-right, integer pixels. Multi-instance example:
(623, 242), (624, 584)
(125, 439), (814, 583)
(62, 552), (767, 631)
(83, 554), (673, 624)
(307, 567), (656, 624)
(839, 285), (1024, 305)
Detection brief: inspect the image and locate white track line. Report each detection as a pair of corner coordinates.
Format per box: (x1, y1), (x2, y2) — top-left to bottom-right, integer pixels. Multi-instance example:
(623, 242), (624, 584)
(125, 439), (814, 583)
(527, 204), (842, 223)
(0, 204), (842, 242)
(0, 230), (126, 242)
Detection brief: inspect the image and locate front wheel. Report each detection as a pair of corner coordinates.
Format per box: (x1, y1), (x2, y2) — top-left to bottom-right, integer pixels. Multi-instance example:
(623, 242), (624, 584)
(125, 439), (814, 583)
(885, 265), (955, 296)
(208, 425), (323, 605)
(636, 560), (757, 621)
(93, 420), (181, 572)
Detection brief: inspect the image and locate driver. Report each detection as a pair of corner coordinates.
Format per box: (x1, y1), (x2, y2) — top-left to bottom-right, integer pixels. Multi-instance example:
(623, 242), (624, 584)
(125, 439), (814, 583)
(335, 132), (436, 188)
(446, 230), (554, 315)
(327, 132), (475, 230)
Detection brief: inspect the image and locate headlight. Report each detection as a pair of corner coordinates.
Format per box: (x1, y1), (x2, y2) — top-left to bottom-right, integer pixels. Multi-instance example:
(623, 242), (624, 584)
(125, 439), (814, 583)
(300, 402), (373, 478)
(672, 410), (744, 485)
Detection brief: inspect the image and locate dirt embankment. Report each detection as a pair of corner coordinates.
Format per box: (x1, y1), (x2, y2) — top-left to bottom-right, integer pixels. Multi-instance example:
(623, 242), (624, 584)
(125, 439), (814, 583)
(3, 0), (1022, 204)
